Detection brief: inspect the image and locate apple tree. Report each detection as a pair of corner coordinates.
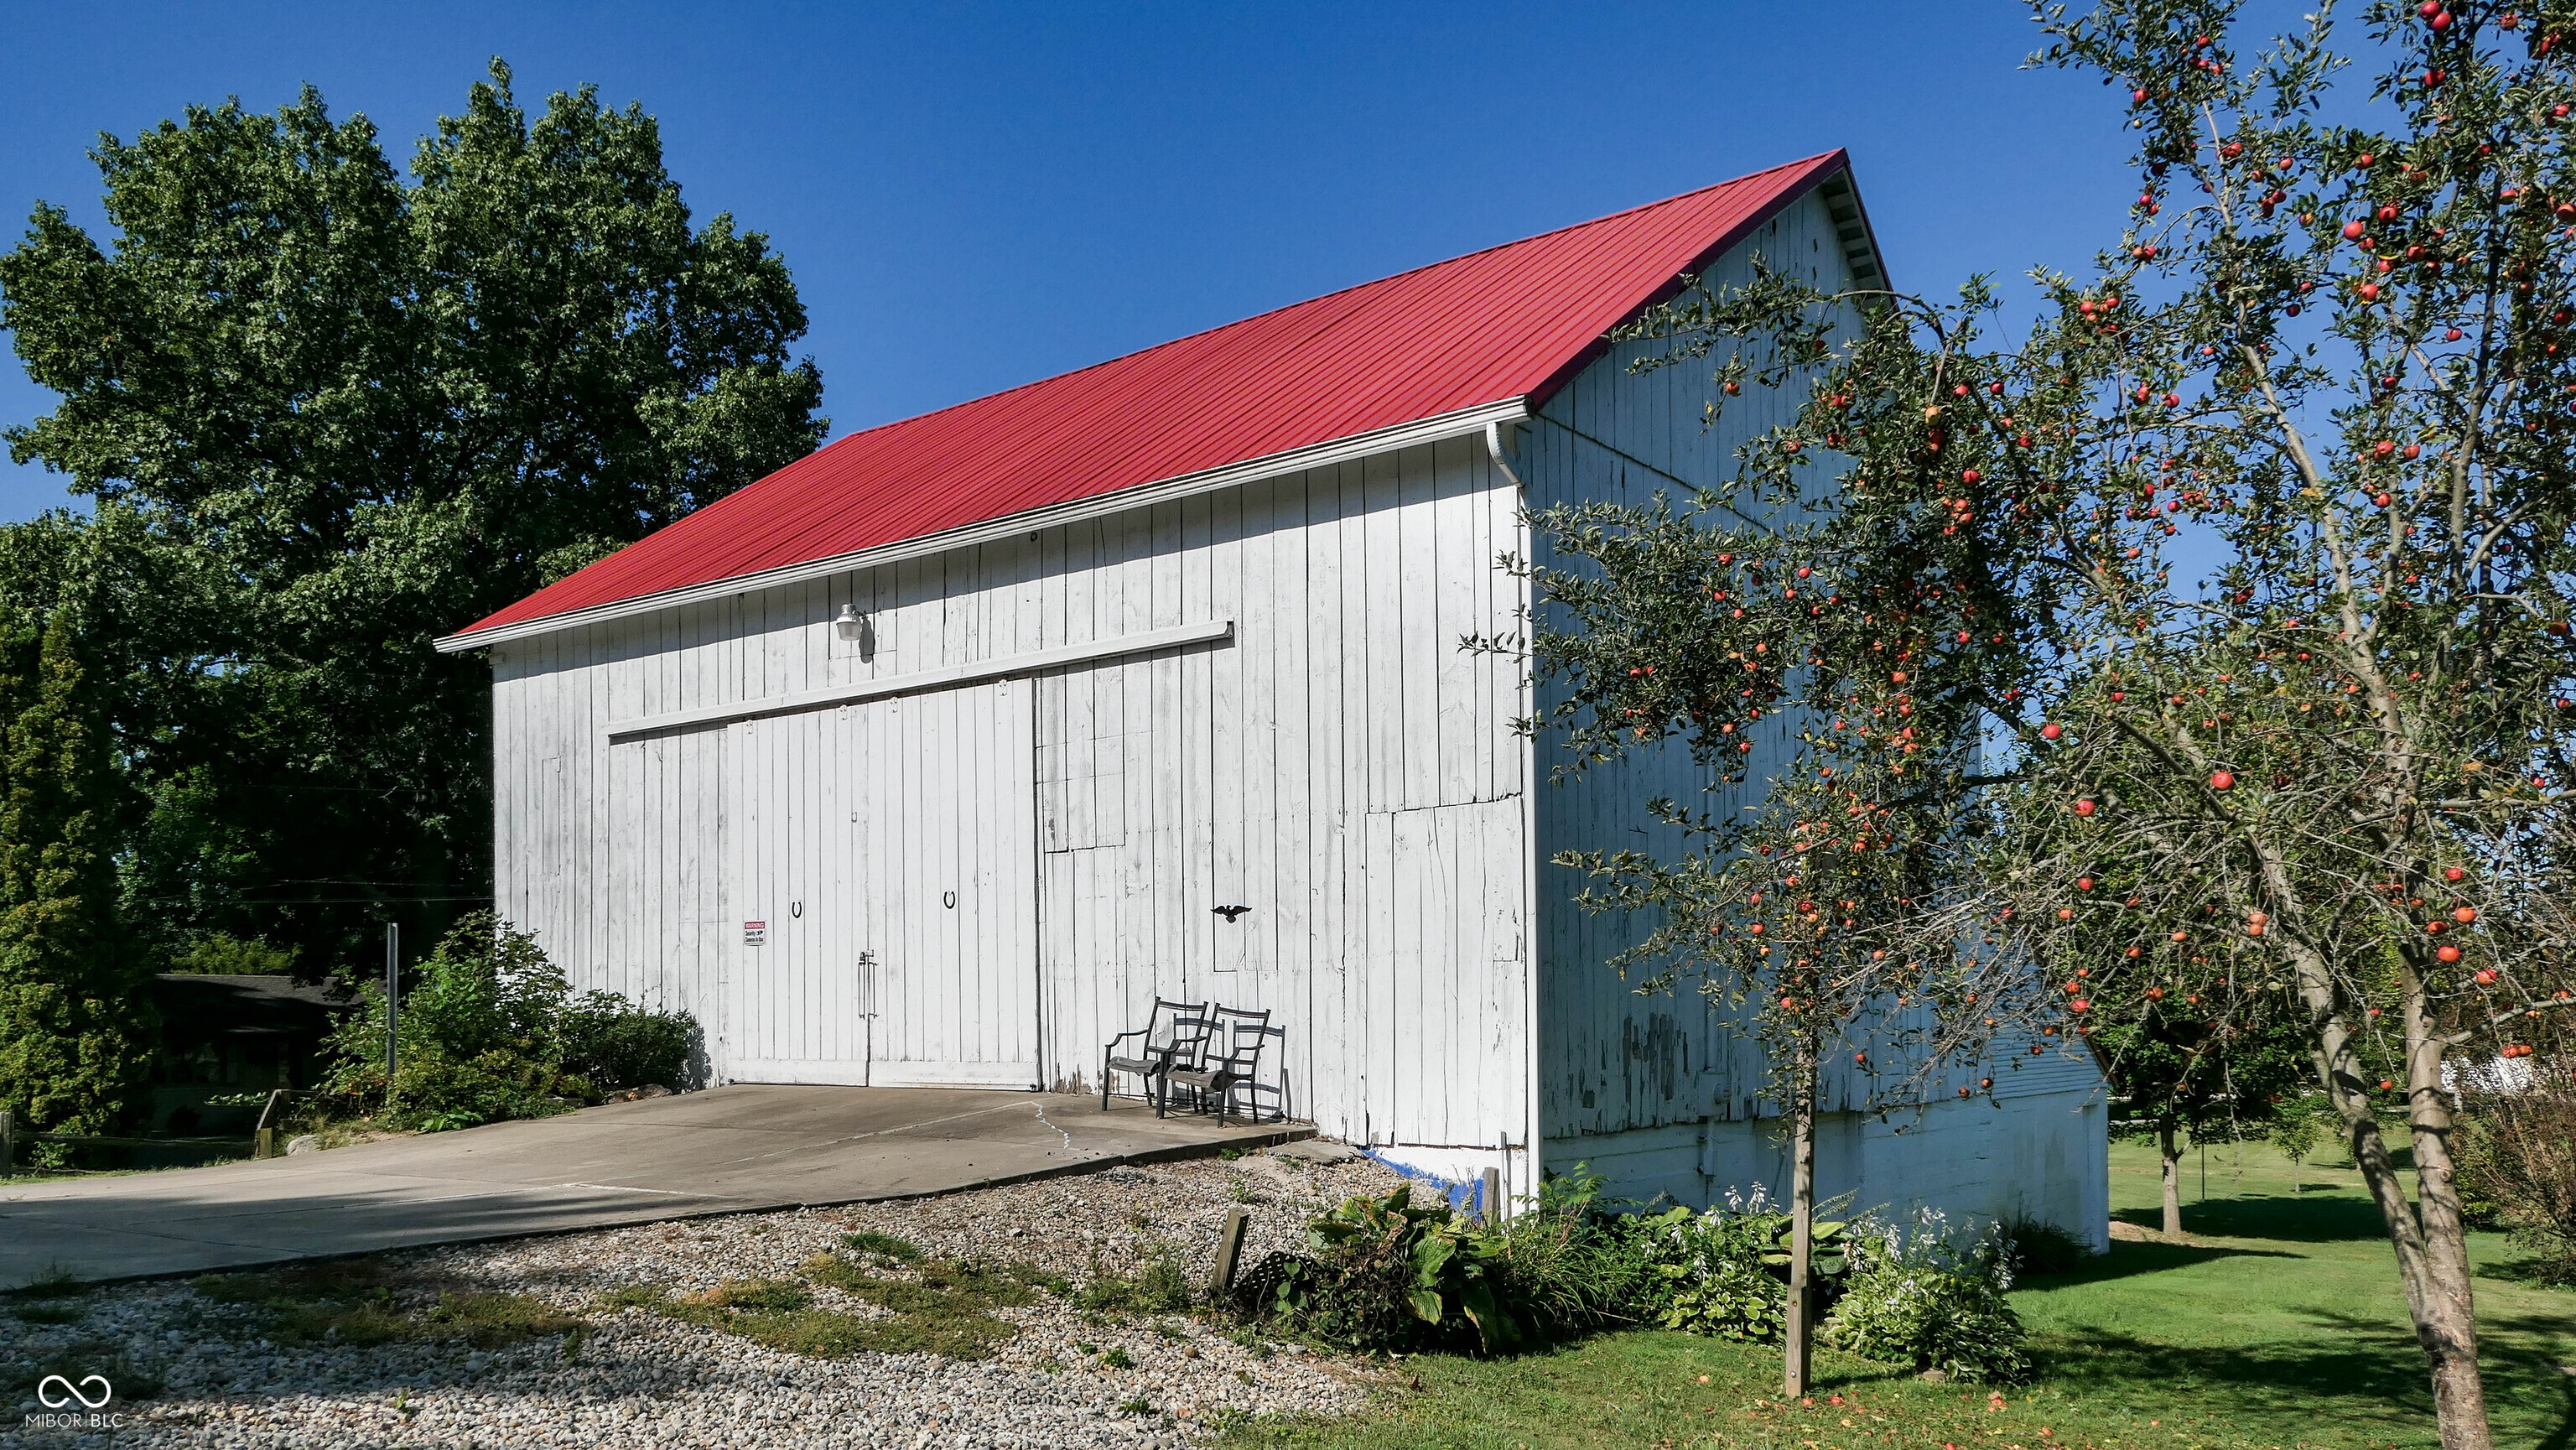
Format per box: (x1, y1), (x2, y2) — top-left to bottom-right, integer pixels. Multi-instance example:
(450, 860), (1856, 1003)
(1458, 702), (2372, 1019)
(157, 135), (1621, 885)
(1523, 4), (2575, 1442)
(1976, 3), (2576, 1446)
(1514, 251), (2064, 1396)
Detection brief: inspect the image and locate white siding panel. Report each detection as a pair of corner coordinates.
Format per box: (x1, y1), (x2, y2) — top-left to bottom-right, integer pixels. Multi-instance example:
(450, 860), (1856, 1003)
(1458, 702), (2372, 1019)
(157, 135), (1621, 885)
(1520, 190), (2109, 1231)
(488, 421), (1528, 1145)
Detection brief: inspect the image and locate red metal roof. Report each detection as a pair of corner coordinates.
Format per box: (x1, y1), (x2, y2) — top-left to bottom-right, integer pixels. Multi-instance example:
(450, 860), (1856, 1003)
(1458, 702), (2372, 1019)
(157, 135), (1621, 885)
(450, 151), (1855, 645)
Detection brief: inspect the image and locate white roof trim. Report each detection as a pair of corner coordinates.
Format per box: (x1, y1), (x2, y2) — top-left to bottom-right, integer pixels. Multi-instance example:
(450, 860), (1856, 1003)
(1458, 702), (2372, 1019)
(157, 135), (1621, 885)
(436, 395), (1533, 653)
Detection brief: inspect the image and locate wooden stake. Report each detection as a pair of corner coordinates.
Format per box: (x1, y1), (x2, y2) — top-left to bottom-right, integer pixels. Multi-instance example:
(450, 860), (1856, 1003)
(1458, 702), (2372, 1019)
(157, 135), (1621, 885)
(1211, 1204), (1249, 1295)
(1482, 1166), (1503, 1224)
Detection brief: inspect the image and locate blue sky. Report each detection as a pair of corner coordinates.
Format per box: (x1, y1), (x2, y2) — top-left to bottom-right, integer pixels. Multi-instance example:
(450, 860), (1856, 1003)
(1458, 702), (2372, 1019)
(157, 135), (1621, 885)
(0, 2), (2151, 521)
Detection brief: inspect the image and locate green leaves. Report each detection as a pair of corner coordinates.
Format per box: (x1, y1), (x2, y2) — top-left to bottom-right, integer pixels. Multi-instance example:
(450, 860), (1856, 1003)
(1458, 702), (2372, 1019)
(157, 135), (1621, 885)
(319, 911), (694, 1126)
(0, 60), (827, 969)
(0, 610), (153, 1140)
(1270, 1186), (1535, 1354)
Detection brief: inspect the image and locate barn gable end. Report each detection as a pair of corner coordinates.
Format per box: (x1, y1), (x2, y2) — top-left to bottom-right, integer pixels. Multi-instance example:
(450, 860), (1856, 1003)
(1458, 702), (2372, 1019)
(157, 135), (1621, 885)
(1523, 189), (2106, 1240)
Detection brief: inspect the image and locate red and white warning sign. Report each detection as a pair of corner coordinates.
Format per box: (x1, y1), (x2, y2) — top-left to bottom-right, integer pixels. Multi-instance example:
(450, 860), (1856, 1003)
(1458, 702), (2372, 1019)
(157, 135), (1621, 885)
(743, 921), (768, 946)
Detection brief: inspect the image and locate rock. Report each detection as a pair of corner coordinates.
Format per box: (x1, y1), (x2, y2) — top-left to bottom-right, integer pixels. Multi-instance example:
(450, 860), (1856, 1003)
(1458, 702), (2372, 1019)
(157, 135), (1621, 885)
(87, 1145), (1413, 1447)
(1266, 1138), (1358, 1166)
(1239, 1155), (1300, 1184)
(1919, 1368), (1949, 1383)
(285, 1134), (322, 1156)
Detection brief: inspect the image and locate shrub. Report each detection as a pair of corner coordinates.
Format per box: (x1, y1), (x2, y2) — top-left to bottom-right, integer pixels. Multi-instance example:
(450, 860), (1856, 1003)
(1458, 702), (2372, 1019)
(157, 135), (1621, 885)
(1246, 1167), (1718, 1354)
(1486, 1168), (1663, 1333)
(1263, 1185), (1526, 1354)
(1638, 1185), (1853, 1342)
(561, 990), (693, 1089)
(1820, 1208), (2029, 1383)
(321, 912), (697, 1130)
(2454, 1060), (2576, 1284)
(170, 932), (299, 975)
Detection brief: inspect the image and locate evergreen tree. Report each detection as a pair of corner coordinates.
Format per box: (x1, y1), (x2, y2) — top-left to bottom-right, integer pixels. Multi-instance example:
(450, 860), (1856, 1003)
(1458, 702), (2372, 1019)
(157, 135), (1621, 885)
(0, 610), (152, 1142)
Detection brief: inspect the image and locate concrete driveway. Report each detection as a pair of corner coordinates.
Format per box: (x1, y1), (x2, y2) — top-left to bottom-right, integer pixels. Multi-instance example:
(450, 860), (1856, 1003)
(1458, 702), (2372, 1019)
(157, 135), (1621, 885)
(0, 1086), (1306, 1287)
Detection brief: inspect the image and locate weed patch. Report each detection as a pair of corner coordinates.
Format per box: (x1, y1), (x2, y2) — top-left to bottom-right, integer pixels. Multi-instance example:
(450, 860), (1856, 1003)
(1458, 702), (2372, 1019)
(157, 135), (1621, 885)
(619, 1284), (878, 1356)
(611, 1255), (1061, 1362)
(426, 1291), (585, 1349)
(804, 1254), (1058, 1358)
(13, 1301), (85, 1325)
(8, 1265), (86, 1298)
(55, 1339), (164, 1401)
(842, 1231), (922, 1262)
(1078, 1244), (1194, 1316)
(191, 1260), (584, 1350)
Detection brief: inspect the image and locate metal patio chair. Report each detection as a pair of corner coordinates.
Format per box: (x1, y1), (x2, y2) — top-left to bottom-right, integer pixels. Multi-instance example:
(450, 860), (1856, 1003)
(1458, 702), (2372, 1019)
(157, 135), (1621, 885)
(1100, 997), (1211, 1117)
(1165, 1004), (1273, 1125)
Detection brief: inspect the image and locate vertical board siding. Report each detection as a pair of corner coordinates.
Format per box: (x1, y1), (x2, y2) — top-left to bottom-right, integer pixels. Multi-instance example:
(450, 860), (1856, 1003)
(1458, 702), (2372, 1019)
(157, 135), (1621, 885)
(1531, 191), (1867, 1142)
(489, 434), (1529, 1146)
(1524, 190), (2111, 1211)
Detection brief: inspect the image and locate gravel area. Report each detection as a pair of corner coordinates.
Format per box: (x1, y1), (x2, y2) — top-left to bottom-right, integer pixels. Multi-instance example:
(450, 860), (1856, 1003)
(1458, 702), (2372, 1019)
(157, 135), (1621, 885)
(3, 1149), (1414, 1448)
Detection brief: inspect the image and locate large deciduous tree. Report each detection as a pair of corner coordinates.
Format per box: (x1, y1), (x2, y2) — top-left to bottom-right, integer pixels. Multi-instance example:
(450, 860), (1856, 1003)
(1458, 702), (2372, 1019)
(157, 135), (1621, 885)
(1977, 6), (2576, 1443)
(1519, 3), (2573, 1443)
(0, 61), (826, 971)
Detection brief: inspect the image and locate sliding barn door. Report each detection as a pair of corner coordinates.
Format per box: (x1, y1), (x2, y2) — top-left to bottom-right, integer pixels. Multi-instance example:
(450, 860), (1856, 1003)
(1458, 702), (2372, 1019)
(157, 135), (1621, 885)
(724, 680), (1040, 1088)
(722, 709), (866, 1082)
(860, 680), (1041, 1085)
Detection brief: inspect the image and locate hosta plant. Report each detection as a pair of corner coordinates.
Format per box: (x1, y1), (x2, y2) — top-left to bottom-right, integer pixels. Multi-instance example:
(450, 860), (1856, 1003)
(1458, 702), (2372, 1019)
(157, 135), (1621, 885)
(1820, 1208), (2029, 1383)
(1267, 1185), (1523, 1354)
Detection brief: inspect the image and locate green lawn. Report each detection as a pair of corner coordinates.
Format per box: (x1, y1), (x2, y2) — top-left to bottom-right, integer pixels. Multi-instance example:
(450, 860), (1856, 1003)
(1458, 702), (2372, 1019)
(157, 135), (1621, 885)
(1223, 1141), (2576, 1450)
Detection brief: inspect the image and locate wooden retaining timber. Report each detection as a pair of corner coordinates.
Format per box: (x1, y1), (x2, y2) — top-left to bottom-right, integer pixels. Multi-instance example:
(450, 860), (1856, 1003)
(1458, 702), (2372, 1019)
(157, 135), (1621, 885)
(0, 1089), (314, 1176)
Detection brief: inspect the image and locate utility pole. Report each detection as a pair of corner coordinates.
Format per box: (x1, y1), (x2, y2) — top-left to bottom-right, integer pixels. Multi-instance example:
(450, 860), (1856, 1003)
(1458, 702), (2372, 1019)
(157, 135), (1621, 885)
(384, 922), (401, 1084)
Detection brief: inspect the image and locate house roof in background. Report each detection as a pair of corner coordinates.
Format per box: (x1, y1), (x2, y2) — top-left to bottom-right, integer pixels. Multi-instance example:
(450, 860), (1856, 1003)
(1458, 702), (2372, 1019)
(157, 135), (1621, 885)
(441, 149), (1873, 650)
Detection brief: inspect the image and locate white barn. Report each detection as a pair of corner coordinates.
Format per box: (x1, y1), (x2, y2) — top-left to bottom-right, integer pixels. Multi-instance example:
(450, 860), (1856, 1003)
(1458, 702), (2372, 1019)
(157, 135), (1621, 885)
(439, 151), (2108, 1243)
